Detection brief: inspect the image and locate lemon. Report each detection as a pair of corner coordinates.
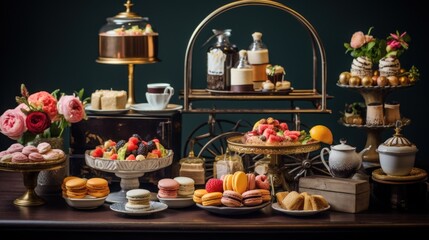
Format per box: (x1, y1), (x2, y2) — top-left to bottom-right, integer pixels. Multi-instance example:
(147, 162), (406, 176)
(309, 125), (333, 145)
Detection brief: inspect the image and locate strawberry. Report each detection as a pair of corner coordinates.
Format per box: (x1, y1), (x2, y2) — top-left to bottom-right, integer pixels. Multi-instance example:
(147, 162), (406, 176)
(284, 130), (301, 137)
(258, 124), (272, 134)
(91, 147), (104, 158)
(127, 142), (138, 151)
(267, 134), (284, 144)
(126, 154), (136, 160)
(263, 128), (276, 139)
(289, 134), (298, 141)
(279, 122), (289, 131)
(110, 154), (118, 160)
(151, 149), (162, 158)
(128, 136), (140, 145)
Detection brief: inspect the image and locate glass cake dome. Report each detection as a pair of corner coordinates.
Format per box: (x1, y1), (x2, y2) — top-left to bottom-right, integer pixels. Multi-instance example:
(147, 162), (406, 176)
(97, 0), (159, 64)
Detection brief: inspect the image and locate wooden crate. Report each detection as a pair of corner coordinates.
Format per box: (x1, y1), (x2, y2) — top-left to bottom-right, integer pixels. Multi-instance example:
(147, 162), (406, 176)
(299, 175), (370, 213)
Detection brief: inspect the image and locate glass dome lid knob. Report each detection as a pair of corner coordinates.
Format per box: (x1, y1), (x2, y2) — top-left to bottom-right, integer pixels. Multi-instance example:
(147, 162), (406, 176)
(115, 0), (142, 19)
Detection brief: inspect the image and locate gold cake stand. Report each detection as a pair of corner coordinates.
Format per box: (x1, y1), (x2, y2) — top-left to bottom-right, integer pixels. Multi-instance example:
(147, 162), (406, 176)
(0, 158), (65, 207)
(227, 136), (321, 192)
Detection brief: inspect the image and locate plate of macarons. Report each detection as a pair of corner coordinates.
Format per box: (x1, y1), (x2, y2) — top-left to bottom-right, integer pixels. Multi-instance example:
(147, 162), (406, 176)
(62, 177), (110, 210)
(156, 177), (196, 208)
(110, 189), (168, 216)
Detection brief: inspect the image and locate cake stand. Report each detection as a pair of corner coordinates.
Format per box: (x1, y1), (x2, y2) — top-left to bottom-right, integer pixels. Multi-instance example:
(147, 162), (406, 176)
(85, 150), (173, 203)
(227, 136), (320, 192)
(0, 157), (66, 206)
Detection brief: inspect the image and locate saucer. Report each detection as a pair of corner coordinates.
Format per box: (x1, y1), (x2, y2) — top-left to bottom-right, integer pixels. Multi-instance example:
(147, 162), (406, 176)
(372, 167), (427, 182)
(130, 103), (183, 115)
(271, 202), (330, 216)
(110, 201), (168, 216)
(85, 105), (129, 115)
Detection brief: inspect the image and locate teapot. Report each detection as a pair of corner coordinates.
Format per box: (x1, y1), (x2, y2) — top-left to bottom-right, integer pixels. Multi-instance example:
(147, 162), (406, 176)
(320, 139), (371, 178)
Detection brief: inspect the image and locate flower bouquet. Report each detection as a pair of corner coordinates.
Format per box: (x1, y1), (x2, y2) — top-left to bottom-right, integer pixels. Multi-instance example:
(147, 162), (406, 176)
(0, 84), (88, 146)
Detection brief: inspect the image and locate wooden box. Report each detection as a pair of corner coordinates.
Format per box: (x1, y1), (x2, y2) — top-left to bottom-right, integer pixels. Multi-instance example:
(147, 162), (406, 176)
(299, 175), (370, 213)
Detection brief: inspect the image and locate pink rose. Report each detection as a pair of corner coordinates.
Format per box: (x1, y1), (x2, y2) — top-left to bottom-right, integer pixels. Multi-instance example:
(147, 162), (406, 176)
(57, 95), (85, 123)
(350, 31), (366, 49)
(28, 91), (58, 121)
(0, 109), (27, 140)
(14, 103), (29, 119)
(364, 35), (374, 44)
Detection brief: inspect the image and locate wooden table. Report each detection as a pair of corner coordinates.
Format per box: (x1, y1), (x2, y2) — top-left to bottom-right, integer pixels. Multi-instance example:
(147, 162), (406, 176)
(1, 171), (428, 239)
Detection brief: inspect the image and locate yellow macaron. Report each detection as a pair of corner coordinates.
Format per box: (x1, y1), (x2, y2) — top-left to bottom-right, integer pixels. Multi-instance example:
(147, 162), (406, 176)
(232, 171), (247, 194)
(201, 192), (222, 206)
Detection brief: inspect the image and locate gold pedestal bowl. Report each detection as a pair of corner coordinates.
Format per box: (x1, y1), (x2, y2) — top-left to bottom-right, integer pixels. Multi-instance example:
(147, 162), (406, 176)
(0, 157), (66, 206)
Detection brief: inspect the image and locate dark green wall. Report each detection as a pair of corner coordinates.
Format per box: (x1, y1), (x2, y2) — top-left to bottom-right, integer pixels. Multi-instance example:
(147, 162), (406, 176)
(1, 0), (427, 170)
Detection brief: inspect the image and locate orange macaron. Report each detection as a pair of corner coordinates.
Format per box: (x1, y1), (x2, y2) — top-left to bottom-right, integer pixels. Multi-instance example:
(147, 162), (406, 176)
(65, 178), (88, 199)
(201, 192), (222, 206)
(232, 171), (247, 194)
(86, 178), (110, 198)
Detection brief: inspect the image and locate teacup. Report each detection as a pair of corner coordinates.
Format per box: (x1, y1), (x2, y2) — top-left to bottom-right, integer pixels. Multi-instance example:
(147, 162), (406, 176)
(146, 90), (174, 110)
(147, 83), (173, 94)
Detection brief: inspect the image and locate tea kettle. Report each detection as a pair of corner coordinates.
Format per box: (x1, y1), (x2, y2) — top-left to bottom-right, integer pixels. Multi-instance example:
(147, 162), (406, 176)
(320, 139), (371, 178)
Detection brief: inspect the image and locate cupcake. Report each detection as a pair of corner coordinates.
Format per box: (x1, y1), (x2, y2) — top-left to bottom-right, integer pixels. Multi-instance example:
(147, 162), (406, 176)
(350, 56), (372, 78)
(379, 57), (400, 77)
(266, 65), (285, 85)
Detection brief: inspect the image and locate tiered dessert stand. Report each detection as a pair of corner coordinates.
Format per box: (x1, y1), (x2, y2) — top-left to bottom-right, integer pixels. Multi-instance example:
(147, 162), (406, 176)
(85, 150), (173, 203)
(0, 157), (65, 206)
(337, 84), (413, 167)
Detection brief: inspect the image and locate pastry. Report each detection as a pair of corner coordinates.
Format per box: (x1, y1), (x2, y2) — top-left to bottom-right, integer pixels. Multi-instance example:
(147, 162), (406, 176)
(262, 80), (275, 92)
(205, 178), (223, 193)
(22, 145), (38, 156)
(301, 192), (314, 210)
(174, 176), (195, 197)
(0, 151), (8, 158)
(51, 149), (65, 159)
(275, 191), (289, 209)
(42, 150), (61, 161)
(91, 90), (127, 110)
(232, 171), (247, 194)
(62, 176), (79, 197)
(28, 152), (44, 162)
(266, 64), (285, 85)
(379, 57), (400, 77)
(157, 178), (179, 198)
(65, 178), (88, 199)
(192, 189), (207, 204)
(86, 178), (110, 198)
(246, 173), (256, 190)
(7, 143), (24, 153)
(242, 189), (263, 206)
(350, 56), (372, 78)
(201, 192), (222, 206)
(125, 189), (151, 211)
(221, 190), (243, 207)
(275, 80), (291, 91)
(282, 191), (304, 210)
(311, 195), (329, 210)
(255, 174), (270, 190)
(259, 189), (271, 202)
(37, 142), (51, 154)
(222, 174), (234, 191)
(11, 152), (29, 163)
(0, 153), (12, 162)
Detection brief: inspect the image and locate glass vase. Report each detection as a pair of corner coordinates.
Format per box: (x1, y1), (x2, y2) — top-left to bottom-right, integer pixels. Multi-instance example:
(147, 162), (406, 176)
(33, 137), (67, 196)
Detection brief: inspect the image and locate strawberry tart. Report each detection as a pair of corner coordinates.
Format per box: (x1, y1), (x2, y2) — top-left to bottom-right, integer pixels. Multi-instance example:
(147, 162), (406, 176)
(241, 117), (312, 146)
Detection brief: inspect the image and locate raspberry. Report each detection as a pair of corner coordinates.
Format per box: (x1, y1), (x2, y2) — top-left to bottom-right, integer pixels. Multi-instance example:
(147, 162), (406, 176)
(127, 142), (138, 151)
(128, 137), (140, 145)
(205, 178), (223, 193)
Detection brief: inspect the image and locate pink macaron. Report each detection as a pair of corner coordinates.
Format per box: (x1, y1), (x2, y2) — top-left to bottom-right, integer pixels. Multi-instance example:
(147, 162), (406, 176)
(0, 150), (9, 158)
(221, 190), (243, 207)
(51, 149), (65, 159)
(242, 189), (263, 206)
(22, 145), (38, 156)
(37, 142), (51, 154)
(158, 178), (179, 198)
(7, 143), (24, 153)
(246, 173), (256, 190)
(29, 152), (45, 162)
(255, 174), (270, 190)
(11, 152), (29, 163)
(42, 150), (60, 161)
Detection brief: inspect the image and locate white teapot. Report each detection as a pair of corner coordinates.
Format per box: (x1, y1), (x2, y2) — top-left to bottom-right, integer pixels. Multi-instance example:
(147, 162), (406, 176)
(320, 139), (371, 178)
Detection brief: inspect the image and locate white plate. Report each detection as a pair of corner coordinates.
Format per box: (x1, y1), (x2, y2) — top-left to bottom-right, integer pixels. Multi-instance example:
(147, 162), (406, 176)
(157, 195), (195, 208)
(130, 103), (183, 115)
(110, 201), (168, 216)
(85, 105), (129, 115)
(63, 195), (107, 210)
(271, 202), (330, 216)
(196, 201), (270, 215)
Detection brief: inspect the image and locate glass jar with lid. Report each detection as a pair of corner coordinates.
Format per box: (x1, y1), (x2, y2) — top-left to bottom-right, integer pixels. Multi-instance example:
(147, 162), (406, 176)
(213, 149), (244, 179)
(97, 0), (159, 64)
(179, 149), (206, 186)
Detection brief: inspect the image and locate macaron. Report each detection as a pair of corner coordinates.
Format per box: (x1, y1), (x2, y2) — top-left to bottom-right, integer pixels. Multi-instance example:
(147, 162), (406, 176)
(221, 190), (243, 207)
(201, 192), (222, 206)
(246, 173), (256, 190)
(28, 152), (45, 162)
(7, 143), (24, 153)
(174, 176), (195, 197)
(11, 152), (29, 163)
(65, 178), (88, 199)
(51, 149), (65, 159)
(42, 150), (60, 161)
(222, 174), (233, 191)
(259, 189), (271, 202)
(205, 178), (223, 193)
(158, 178), (179, 198)
(125, 189), (151, 211)
(37, 142), (51, 154)
(86, 178), (110, 198)
(0, 153), (12, 162)
(242, 189), (263, 207)
(193, 189), (207, 204)
(62, 176), (79, 197)
(232, 171), (247, 194)
(22, 145), (38, 156)
(0, 150), (9, 158)
(255, 174), (270, 190)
